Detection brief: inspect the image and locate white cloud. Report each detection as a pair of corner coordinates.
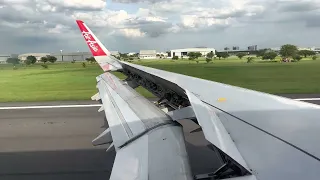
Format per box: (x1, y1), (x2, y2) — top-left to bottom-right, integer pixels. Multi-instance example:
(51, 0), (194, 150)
(47, 24), (70, 34)
(47, 0), (106, 10)
(119, 28), (146, 38)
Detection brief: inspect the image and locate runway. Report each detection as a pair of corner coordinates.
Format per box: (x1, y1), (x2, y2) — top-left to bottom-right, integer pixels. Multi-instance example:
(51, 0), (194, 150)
(0, 94), (319, 180)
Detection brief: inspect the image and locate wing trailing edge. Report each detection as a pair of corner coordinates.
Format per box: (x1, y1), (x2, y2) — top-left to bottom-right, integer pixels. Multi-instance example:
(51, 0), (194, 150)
(92, 128), (113, 146)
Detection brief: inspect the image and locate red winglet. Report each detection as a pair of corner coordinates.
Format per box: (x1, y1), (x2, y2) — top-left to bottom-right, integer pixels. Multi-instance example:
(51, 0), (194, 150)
(76, 20), (107, 56)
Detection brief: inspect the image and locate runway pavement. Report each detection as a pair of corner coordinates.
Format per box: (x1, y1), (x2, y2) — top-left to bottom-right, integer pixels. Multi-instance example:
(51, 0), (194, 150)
(0, 94), (319, 180)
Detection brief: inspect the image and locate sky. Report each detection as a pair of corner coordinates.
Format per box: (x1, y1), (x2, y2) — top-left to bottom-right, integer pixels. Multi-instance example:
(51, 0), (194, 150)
(1, 0), (320, 54)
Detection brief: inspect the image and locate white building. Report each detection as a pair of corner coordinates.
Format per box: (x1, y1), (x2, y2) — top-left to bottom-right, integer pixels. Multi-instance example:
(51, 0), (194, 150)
(169, 48), (216, 58)
(18, 53), (50, 62)
(139, 50), (157, 59)
(128, 52), (136, 56)
(110, 51), (120, 57)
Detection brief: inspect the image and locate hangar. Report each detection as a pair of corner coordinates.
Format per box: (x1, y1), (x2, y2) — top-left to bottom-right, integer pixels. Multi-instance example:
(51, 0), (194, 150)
(168, 48), (216, 58)
(18, 53), (50, 62)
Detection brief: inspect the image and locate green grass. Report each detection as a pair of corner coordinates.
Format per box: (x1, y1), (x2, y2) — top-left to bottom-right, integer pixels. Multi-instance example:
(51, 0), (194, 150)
(1, 57), (320, 102)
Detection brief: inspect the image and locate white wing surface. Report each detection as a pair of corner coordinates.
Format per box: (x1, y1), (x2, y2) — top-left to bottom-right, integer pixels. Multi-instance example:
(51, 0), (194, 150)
(77, 19), (320, 180)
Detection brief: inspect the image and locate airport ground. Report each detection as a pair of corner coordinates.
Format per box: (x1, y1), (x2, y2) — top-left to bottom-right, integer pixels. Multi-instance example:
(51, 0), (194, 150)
(0, 95), (319, 180)
(0, 58), (320, 179)
(1, 58), (320, 102)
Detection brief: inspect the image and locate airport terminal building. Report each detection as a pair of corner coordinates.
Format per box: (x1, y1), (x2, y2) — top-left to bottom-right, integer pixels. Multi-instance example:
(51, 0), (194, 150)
(168, 48), (216, 58)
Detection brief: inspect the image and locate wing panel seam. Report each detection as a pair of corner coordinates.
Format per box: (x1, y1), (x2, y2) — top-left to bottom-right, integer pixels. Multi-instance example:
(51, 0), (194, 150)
(101, 78), (134, 138)
(203, 101), (320, 162)
(118, 121), (180, 149)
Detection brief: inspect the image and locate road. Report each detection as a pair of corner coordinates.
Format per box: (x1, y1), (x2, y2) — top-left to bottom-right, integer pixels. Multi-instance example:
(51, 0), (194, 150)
(0, 95), (319, 180)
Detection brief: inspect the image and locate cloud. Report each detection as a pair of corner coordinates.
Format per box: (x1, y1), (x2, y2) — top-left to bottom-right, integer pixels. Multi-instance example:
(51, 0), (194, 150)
(1, 0), (320, 54)
(112, 0), (170, 3)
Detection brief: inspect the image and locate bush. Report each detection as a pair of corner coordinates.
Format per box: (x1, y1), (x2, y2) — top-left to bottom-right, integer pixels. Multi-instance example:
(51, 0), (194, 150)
(206, 58), (212, 63)
(172, 56), (179, 60)
(196, 60), (199, 64)
(82, 62), (86, 68)
(247, 57), (255, 63)
(41, 64), (48, 69)
(312, 56), (317, 60)
(71, 60), (76, 63)
(293, 55), (302, 62)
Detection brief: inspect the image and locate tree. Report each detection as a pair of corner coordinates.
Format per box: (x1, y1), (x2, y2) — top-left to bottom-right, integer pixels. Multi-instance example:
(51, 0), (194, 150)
(247, 57), (255, 63)
(86, 57), (96, 63)
(47, 55), (57, 63)
(6, 58), (20, 66)
(280, 44), (298, 58)
(40, 56), (48, 64)
(206, 58), (212, 63)
(216, 52), (222, 60)
(236, 52), (246, 59)
(26, 55), (37, 64)
(256, 49), (268, 57)
(172, 56), (179, 60)
(262, 51), (278, 60)
(206, 51), (214, 60)
(298, 50), (316, 58)
(119, 53), (128, 60)
(221, 52), (229, 59)
(312, 56), (317, 60)
(25, 59), (32, 65)
(188, 52), (202, 60)
(292, 55), (302, 62)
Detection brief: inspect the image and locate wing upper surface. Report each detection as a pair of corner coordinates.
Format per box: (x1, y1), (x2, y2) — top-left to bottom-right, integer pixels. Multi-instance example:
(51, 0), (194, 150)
(120, 61), (320, 159)
(119, 61), (320, 179)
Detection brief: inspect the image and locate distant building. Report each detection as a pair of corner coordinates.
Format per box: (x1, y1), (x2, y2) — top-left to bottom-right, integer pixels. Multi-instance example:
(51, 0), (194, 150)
(50, 52), (91, 62)
(0, 54), (11, 64)
(128, 52), (136, 56)
(168, 48), (216, 58)
(110, 51), (119, 57)
(248, 45), (258, 51)
(139, 50), (157, 59)
(18, 53), (50, 62)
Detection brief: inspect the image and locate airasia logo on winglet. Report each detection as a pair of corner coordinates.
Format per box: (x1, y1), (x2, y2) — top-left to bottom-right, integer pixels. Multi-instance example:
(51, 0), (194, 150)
(82, 31), (99, 52)
(77, 20), (106, 56)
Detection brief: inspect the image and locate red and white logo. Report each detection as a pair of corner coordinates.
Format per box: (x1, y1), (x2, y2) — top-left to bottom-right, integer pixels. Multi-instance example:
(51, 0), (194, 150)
(76, 20), (107, 56)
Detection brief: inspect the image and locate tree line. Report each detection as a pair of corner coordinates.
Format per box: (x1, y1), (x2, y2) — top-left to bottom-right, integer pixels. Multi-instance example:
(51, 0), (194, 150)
(6, 55), (57, 66)
(234, 44), (317, 62)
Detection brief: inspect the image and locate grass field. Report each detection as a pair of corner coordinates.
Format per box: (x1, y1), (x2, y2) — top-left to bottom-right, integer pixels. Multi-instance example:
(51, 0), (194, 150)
(0, 57), (320, 102)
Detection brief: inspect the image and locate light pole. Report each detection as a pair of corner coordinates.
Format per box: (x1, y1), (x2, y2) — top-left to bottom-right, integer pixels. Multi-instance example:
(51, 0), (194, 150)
(60, 50), (63, 62)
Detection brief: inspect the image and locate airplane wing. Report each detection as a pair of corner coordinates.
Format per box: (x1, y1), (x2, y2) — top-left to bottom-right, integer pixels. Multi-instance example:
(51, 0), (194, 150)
(77, 19), (320, 180)
(76, 20), (193, 180)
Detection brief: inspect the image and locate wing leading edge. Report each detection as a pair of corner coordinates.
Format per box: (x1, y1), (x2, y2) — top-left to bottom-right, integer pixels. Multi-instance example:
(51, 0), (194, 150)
(76, 20), (193, 180)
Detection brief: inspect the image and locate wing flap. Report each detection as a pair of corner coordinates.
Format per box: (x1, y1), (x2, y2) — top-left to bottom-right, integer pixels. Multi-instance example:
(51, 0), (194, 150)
(186, 90), (250, 172)
(92, 128), (113, 146)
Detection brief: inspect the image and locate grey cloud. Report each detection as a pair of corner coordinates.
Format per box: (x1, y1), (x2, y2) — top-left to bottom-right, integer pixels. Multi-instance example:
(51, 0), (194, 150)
(277, 1), (320, 12)
(197, 9), (247, 20)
